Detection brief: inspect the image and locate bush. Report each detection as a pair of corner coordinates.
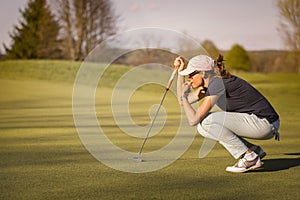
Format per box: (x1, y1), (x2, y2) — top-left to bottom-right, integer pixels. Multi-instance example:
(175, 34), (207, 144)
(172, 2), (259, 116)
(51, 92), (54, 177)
(225, 44), (251, 71)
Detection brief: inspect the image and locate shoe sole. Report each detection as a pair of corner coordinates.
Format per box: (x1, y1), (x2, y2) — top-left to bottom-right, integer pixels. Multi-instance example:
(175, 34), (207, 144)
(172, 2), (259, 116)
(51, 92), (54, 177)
(248, 161), (262, 171)
(226, 160), (263, 173)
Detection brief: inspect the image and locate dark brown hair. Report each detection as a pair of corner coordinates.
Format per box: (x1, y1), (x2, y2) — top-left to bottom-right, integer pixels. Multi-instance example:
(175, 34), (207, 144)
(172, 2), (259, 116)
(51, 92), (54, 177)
(216, 54), (231, 78)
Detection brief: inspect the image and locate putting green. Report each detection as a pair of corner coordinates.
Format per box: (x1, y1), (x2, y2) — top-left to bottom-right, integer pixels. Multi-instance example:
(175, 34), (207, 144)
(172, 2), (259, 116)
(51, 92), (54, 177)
(0, 68), (299, 199)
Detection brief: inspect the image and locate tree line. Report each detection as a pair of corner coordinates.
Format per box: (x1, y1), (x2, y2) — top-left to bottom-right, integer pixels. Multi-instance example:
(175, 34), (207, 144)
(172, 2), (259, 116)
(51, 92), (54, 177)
(111, 41), (297, 73)
(1, 0), (299, 73)
(3, 0), (117, 61)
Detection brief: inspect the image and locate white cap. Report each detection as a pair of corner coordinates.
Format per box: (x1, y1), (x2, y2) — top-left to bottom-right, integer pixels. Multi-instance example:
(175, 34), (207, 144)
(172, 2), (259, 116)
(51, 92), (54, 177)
(179, 55), (215, 76)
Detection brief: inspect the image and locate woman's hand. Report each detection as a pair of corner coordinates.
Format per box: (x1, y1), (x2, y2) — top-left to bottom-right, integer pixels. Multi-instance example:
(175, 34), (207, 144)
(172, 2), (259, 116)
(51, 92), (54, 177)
(174, 56), (185, 72)
(182, 82), (191, 97)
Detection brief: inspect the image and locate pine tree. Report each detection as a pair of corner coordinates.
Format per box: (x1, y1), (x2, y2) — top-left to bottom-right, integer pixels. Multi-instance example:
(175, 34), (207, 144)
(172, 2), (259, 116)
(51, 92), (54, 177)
(3, 0), (61, 59)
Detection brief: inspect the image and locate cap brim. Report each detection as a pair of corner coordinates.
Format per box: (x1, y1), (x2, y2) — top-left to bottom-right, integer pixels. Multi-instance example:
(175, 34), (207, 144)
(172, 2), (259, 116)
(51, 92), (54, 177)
(178, 67), (195, 76)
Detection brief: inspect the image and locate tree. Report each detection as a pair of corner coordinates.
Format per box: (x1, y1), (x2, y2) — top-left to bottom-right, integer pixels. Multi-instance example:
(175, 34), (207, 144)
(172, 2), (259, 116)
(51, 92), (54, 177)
(0, 49), (4, 60)
(225, 44), (251, 71)
(201, 40), (219, 60)
(3, 0), (61, 59)
(277, 0), (300, 73)
(53, 0), (118, 60)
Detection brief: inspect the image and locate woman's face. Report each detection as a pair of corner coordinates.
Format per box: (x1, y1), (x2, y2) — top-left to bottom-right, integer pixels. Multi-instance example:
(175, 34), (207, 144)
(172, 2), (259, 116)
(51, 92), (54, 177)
(188, 71), (203, 88)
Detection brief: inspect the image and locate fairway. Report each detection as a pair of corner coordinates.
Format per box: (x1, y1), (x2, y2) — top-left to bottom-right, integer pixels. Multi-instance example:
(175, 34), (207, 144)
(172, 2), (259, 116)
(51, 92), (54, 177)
(0, 62), (299, 199)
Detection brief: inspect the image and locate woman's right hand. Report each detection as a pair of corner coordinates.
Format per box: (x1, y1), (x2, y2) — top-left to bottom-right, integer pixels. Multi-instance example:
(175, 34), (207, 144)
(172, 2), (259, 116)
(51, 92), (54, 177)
(174, 56), (185, 72)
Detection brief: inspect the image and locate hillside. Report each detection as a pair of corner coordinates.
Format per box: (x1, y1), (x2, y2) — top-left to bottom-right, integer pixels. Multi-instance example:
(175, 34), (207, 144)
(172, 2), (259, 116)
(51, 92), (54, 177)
(1, 48), (298, 73)
(248, 50), (296, 73)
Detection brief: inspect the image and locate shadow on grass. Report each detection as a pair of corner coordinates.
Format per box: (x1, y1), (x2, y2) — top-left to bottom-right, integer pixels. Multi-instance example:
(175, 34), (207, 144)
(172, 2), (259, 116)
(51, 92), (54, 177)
(256, 157), (300, 172)
(284, 152), (300, 156)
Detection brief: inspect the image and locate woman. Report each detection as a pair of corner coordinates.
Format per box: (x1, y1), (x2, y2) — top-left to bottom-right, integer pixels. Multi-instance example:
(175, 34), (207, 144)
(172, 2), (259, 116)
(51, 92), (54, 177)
(174, 54), (280, 173)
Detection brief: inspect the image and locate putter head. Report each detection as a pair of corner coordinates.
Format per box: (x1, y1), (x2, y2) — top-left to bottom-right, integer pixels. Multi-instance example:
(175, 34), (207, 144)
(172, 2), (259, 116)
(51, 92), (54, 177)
(130, 157), (143, 162)
(128, 153), (144, 162)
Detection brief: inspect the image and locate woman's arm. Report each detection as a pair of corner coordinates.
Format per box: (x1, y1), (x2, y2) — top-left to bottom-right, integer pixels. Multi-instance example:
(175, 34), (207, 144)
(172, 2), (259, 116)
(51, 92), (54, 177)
(174, 57), (185, 104)
(177, 72), (185, 104)
(180, 81), (218, 126)
(181, 94), (219, 126)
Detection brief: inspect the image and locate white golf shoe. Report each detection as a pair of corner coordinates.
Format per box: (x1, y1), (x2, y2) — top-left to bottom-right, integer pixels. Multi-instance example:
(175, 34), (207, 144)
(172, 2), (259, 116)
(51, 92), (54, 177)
(226, 152), (262, 173)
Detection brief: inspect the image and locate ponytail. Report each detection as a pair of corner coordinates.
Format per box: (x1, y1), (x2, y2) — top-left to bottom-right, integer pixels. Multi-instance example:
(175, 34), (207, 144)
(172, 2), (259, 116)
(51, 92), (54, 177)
(216, 54), (231, 78)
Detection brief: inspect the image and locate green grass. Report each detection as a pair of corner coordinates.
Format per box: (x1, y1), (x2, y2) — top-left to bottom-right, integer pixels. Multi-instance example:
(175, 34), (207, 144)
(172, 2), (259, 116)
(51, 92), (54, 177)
(0, 60), (299, 199)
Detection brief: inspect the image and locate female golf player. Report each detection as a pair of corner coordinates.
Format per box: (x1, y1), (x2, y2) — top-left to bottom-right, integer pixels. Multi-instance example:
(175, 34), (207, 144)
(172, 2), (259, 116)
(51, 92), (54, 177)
(174, 55), (280, 173)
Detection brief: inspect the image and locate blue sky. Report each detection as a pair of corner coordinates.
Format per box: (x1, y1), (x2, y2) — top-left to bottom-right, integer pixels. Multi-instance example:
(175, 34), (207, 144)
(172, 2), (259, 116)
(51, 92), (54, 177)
(0, 0), (285, 52)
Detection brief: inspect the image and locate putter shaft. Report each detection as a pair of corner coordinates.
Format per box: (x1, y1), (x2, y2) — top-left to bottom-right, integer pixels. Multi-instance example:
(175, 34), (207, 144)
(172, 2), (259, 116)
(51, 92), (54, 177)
(137, 69), (177, 156)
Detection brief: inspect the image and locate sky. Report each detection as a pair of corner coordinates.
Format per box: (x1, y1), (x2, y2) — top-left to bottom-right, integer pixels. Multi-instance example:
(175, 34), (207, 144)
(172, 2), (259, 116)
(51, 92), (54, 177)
(0, 0), (285, 53)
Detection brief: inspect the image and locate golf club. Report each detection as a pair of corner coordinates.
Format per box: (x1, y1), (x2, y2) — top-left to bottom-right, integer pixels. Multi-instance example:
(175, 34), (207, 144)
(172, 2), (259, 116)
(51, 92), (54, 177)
(129, 68), (178, 162)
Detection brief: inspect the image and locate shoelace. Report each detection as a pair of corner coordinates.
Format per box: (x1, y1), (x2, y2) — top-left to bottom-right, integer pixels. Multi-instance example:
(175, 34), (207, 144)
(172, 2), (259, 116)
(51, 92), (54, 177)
(236, 157), (248, 168)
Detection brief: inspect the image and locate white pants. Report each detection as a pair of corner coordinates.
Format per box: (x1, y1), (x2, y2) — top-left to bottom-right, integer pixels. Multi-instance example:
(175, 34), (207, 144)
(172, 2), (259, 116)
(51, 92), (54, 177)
(197, 112), (280, 159)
